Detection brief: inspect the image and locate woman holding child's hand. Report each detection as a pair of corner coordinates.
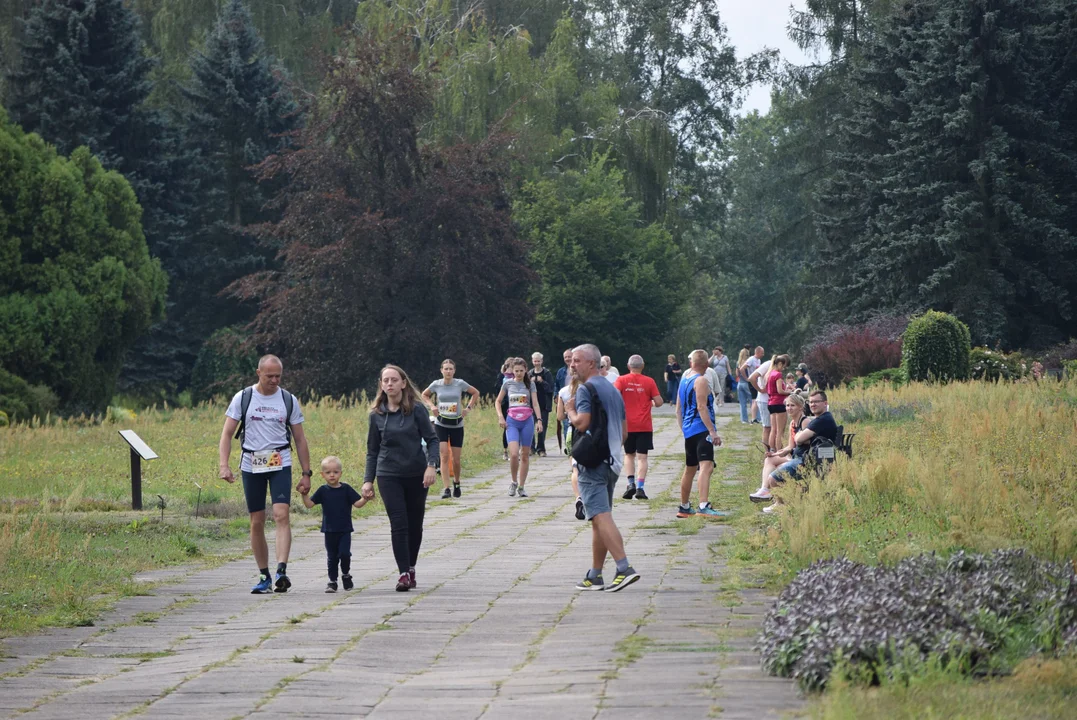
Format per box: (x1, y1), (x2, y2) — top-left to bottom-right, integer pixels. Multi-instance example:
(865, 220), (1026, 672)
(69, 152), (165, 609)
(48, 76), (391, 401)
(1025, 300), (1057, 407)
(365, 365), (440, 592)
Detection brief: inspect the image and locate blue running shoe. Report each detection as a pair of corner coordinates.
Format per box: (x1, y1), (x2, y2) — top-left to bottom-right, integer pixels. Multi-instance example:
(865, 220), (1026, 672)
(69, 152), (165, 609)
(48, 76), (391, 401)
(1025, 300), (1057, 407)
(251, 574), (272, 594)
(697, 503), (732, 518)
(676, 504), (694, 519)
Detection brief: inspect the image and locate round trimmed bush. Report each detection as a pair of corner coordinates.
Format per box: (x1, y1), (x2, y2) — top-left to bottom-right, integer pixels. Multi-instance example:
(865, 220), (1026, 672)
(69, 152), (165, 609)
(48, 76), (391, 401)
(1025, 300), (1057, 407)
(902, 310), (971, 382)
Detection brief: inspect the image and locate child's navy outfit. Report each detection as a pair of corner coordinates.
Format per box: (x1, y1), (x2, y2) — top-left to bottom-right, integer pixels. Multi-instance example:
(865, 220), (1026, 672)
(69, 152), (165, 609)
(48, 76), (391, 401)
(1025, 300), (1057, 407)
(310, 483), (362, 581)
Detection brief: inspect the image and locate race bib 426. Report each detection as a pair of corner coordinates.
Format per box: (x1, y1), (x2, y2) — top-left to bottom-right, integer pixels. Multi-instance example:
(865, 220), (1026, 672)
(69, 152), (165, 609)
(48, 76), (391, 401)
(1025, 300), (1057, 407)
(250, 450), (283, 473)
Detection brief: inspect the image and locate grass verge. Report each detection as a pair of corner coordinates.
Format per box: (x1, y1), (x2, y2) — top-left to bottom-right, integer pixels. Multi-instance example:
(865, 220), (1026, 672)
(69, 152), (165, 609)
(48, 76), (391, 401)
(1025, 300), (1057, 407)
(710, 379), (1077, 718)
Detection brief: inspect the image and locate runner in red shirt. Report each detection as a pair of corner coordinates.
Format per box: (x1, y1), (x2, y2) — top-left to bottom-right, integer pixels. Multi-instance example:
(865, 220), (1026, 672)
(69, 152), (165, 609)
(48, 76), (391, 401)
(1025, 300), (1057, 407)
(614, 355), (664, 500)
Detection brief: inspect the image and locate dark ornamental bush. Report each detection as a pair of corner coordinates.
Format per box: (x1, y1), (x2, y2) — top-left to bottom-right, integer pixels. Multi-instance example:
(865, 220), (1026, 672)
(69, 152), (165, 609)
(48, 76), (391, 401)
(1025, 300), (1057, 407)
(802, 316), (906, 387)
(759, 550), (1077, 691)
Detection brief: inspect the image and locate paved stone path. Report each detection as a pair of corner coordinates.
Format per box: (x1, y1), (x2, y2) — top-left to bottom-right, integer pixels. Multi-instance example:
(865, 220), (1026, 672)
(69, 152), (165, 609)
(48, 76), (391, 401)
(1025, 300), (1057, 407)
(0, 407), (801, 719)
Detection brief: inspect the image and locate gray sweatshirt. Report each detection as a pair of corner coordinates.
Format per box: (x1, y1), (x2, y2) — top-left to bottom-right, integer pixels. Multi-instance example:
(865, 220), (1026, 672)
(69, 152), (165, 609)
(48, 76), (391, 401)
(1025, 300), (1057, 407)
(365, 405), (440, 483)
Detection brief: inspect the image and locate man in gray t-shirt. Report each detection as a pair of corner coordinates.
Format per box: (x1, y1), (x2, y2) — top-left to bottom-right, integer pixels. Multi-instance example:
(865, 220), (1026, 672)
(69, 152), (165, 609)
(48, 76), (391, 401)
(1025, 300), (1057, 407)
(565, 343), (639, 593)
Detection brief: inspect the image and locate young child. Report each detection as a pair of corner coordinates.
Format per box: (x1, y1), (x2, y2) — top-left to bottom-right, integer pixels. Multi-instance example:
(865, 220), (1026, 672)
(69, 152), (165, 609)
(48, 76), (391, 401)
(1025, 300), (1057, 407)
(300, 456), (369, 592)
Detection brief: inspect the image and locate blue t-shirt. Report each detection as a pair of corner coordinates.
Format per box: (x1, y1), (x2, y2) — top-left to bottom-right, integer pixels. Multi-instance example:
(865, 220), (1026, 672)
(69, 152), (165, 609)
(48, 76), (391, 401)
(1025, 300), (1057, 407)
(310, 483), (362, 533)
(679, 371), (714, 438)
(574, 375), (626, 474)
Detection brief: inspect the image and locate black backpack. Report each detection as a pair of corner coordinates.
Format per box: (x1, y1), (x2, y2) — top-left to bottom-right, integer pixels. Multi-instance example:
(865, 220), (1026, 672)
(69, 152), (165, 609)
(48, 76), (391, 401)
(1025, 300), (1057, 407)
(571, 381), (612, 469)
(234, 387), (296, 452)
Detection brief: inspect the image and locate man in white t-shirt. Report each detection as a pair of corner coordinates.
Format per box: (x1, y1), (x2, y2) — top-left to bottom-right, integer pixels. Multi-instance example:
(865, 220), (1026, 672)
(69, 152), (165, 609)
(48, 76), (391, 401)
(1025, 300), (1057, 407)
(219, 355), (312, 594)
(600, 355), (620, 383)
(748, 353), (774, 451)
(743, 347), (763, 423)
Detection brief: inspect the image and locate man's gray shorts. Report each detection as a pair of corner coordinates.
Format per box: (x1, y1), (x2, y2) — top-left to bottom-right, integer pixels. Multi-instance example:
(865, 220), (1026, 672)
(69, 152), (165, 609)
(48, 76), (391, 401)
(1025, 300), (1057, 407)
(578, 463), (618, 521)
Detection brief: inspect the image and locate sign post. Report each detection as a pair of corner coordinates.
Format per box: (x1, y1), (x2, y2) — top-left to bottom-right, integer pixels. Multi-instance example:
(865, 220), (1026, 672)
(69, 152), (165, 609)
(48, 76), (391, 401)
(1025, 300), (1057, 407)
(118, 430), (158, 510)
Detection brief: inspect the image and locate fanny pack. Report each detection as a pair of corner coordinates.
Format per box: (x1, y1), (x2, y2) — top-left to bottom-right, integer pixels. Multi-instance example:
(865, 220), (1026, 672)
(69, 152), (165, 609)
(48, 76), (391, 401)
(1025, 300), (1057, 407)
(438, 415), (464, 427)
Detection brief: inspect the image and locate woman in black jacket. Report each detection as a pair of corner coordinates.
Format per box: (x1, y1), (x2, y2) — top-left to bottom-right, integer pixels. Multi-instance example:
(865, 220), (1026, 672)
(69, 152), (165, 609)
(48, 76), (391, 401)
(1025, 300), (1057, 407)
(363, 365), (439, 591)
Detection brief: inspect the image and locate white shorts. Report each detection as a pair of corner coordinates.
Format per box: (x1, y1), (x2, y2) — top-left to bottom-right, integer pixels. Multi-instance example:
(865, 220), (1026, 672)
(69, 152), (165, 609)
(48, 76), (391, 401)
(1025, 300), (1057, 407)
(756, 398), (771, 427)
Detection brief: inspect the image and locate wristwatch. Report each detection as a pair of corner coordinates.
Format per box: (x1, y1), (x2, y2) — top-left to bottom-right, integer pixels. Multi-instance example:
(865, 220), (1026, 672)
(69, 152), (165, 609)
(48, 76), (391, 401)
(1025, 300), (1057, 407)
(301, 470), (313, 477)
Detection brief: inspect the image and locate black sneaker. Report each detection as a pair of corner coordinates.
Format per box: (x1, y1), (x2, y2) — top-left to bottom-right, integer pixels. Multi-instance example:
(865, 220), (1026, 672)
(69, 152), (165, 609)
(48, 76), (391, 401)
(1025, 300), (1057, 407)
(635, 488), (649, 500)
(622, 482), (637, 500)
(441, 487), (452, 499)
(453, 482), (461, 498)
(605, 567), (641, 592)
(325, 582), (338, 593)
(342, 574), (353, 591)
(574, 497), (585, 520)
(274, 571), (291, 593)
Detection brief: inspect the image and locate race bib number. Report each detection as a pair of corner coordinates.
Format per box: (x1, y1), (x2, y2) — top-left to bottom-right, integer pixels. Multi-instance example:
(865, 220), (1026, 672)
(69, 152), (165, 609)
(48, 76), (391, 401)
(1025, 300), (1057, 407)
(250, 449), (284, 473)
(509, 393), (528, 407)
(439, 401), (459, 417)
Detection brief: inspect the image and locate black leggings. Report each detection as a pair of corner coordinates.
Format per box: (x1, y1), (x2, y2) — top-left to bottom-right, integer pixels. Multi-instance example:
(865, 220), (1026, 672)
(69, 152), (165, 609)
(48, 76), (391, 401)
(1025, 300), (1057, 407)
(324, 531), (351, 581)
(377, 475), (428, 573)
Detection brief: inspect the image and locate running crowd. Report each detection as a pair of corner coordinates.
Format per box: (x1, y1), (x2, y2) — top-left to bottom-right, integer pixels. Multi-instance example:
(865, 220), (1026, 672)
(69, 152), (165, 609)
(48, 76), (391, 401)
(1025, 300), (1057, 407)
(217, 344), (837, 597)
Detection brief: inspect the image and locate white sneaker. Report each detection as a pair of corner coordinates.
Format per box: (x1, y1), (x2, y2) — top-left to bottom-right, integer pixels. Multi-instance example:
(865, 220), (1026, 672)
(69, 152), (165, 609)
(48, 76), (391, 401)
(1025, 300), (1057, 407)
(508, 482), (518, 497)
(749, 488), (772, 503)
(762, 503), (779, 514)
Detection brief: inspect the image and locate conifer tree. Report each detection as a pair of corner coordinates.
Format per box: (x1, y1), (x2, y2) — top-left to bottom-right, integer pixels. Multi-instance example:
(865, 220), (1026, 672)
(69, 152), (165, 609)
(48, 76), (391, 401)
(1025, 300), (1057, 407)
(173, 0), (298, 378)
(6, 0), (196, 392)
(819, 0), (1077, 346)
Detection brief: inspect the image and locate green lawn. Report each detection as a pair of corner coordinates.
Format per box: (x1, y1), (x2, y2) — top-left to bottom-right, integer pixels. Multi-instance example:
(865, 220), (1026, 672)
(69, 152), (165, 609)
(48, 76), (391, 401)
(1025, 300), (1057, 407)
(0, 399), (505, 638)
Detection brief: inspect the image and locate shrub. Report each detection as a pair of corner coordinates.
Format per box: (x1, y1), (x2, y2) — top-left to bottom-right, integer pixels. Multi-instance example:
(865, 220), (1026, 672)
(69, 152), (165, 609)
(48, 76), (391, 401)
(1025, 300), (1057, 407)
(850, 367), (907, 390)
(759, 550), (1077, 691)
(0, 366), (60, 422)
(902, 311), (971, 382)
(970, 347), (1026, 382)
(802, 317), (906, 386)
(189, 327), (258, 403)
(1041, 340), (1077, 371)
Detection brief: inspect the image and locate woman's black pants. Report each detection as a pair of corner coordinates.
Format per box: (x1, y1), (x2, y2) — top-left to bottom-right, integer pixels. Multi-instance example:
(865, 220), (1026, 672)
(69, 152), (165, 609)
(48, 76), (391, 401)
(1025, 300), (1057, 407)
(377, 475), (428, 573)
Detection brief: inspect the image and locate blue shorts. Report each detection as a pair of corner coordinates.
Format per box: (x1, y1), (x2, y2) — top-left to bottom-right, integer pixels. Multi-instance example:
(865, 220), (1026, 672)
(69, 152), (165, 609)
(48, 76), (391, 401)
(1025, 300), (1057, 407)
(578, 463), (617, 520)
(241, 466), (292, 513)
(505, 416), (535, 447)
(770, 457), (804, 483)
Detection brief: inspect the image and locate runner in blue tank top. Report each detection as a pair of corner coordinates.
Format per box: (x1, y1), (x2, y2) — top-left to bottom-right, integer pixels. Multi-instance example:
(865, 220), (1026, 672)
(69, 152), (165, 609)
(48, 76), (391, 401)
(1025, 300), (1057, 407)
(675, 349), (727, 518)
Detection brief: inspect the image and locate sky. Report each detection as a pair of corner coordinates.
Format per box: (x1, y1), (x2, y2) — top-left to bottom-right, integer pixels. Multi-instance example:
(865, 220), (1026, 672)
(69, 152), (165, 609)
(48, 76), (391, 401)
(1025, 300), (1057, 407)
(719, 0), (815, 115)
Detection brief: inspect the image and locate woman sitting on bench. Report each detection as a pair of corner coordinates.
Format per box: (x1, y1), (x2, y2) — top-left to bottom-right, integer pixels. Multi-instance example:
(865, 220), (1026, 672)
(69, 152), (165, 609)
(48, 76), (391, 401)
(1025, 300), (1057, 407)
(749, 391), (809, 505)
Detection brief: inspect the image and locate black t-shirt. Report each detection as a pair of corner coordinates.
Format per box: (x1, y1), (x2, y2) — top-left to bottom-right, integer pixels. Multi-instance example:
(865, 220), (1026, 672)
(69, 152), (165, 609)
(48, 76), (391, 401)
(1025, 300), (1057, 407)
(807, 411), (838, 443)
(665, 363), (680, 380)
(310, 483), (362, 533)
(795, 376), (808, 390)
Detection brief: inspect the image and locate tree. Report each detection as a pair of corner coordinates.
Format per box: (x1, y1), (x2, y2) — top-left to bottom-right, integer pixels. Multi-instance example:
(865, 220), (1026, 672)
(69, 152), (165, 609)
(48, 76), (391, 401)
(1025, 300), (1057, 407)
(820, 0), (1077, 346)
(515, 153), (687, 364)
(0, 111), (167, 413)
(5, 0), (196, 393)
(231, 29), (534, 395)
(168, 0), (298, 385)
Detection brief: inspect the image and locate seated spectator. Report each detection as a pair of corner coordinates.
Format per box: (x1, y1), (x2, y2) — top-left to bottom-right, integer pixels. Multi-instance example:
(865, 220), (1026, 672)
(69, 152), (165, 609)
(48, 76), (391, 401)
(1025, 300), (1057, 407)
(794, 363), (812, 390)
(752, 390), (839, 513)
(749, 392), (809, 505)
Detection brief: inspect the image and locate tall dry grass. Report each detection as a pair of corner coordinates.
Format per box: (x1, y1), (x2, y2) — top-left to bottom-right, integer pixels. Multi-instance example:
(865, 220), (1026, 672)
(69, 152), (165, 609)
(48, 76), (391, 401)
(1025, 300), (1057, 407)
(772, 379), (1077, 567)
(0, 397), (506, 509)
